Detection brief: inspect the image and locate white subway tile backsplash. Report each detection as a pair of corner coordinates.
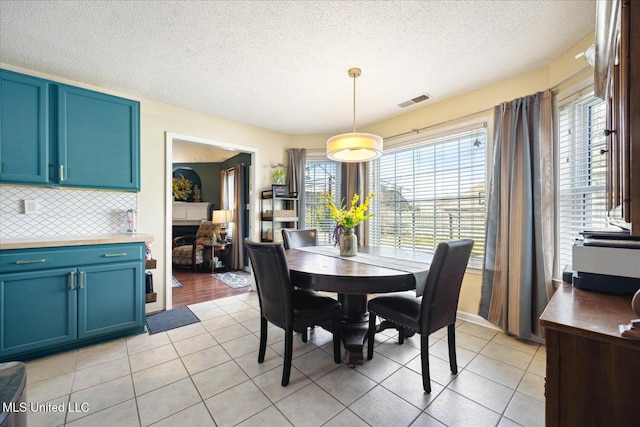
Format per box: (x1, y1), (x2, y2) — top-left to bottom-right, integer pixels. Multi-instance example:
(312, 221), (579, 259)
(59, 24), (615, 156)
(0, 185), (137, 238)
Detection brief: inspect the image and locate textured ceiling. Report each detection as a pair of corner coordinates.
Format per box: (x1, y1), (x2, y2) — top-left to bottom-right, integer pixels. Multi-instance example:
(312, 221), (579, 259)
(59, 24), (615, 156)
(0, 0), (595, 135)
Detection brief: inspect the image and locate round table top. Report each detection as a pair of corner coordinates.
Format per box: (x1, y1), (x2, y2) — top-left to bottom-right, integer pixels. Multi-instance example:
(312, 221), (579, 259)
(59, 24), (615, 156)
(285, 246), (421, 295)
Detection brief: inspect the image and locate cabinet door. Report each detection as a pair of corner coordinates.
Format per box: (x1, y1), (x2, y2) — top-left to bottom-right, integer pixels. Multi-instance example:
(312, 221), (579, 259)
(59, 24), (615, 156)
(77, 261), (144, 339)
(0, 70), (49, 184)
(0, 268), (77, 358)
(57, 85), (140, 190)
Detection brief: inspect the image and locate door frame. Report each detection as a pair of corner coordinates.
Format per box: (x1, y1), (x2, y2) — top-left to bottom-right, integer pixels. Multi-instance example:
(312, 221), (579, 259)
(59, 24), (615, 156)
(165, 132), (259, 309)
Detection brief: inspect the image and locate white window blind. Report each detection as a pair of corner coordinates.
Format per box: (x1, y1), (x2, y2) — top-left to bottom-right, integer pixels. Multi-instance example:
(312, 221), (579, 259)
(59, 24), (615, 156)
(557, 91), (608, 273)
(368, 128), (487, 266)
(304, 161), (340, 245)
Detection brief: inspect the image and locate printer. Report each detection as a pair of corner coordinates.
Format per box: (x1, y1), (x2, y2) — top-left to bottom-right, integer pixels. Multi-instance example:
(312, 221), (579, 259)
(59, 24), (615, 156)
(572, 231), (640, 295)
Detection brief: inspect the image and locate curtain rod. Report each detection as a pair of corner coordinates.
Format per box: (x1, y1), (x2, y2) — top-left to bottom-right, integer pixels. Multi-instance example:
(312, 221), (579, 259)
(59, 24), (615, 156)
(383, 65), (593, 142)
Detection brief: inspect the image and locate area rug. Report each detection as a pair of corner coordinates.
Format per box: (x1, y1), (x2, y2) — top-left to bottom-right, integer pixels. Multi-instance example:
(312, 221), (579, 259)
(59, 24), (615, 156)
(172, 276), (183, 288)
(145, 307), (200, 334)
(213, 271), (252, 289)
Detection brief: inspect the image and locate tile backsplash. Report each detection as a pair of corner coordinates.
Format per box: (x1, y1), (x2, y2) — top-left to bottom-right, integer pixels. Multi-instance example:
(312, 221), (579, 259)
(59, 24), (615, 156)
(0, 185), (137, 239)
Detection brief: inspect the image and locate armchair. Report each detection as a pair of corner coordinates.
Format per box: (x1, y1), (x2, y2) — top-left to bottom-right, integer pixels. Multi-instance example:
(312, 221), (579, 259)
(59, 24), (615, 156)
(172, 221), (218, 271)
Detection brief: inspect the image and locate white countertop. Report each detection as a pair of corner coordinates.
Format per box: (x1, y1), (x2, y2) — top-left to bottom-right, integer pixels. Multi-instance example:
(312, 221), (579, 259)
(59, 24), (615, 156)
(0, 233), (155, 250)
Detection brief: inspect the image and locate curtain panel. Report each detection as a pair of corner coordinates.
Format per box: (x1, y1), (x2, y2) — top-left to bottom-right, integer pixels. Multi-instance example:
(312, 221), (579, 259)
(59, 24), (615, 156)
(340, 162), (370, 245)
(287, 148), (306, 226)
(479, 90), (554, 340)
(229, 163), (246, 270)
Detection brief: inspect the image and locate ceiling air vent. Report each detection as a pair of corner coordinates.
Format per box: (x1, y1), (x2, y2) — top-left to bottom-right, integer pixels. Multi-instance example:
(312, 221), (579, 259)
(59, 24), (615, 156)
(398, 93), (430, 108)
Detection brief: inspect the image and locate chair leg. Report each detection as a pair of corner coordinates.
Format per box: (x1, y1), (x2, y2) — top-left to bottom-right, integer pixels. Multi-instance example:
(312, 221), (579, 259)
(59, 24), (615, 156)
(398, 328), (405, 345)
(421, 334), (431, 393)
(447, 324), (458, 374)
(332, 317), (341, 364)
(302, 327), (308, 343)
(282, 329), (293, 386)
(367, 312), (376, 360)
(258, 317), (268, 363)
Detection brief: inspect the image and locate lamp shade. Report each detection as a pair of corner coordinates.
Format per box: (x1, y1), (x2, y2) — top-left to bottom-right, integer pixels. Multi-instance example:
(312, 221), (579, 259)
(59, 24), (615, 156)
(327, 132), (383, 162)
(212, 209), (233, 224)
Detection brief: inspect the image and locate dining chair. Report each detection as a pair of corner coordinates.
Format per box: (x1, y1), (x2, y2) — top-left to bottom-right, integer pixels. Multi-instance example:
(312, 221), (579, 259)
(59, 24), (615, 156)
(366, 239), (474, 393)
(282, 228), (318, 249)
(281, 228), (321, 342)
(244, 238), (342, 386)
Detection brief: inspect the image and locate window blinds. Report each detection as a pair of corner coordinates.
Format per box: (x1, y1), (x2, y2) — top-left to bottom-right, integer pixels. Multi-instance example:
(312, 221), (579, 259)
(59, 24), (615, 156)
(557, 92), (608, 273)
(368, 128), (487, 266)
(304, 161), (340, 245)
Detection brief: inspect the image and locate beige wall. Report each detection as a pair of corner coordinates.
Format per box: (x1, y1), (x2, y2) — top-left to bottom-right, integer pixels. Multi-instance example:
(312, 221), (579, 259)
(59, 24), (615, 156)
(290, 33), (595, 318)
(0, 32), (594, 317)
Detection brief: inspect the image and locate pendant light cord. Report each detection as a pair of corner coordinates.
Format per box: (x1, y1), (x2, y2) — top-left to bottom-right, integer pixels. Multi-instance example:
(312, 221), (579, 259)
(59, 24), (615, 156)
(352, 73), (357, 134)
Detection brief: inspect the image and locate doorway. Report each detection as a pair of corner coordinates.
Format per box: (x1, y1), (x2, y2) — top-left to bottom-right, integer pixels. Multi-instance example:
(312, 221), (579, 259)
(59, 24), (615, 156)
(165, 132), (259, 309)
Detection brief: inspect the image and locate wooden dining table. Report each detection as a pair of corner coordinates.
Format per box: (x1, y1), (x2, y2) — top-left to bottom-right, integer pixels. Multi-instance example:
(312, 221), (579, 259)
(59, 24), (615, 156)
(285, 245), (432, 365)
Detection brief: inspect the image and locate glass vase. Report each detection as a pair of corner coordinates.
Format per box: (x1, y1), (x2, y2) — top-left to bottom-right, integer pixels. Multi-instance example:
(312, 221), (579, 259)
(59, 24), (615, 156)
(339, 228), (357, 257)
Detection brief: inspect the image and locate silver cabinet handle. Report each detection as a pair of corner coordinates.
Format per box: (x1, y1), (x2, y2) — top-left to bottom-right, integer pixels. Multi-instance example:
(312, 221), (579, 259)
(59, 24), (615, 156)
(59, 165), (65, 182)
(15, 259), (46, 265)
(69, 271), (76, 290)
(79, 271), (85, 289)
(103, 253), (126, 257)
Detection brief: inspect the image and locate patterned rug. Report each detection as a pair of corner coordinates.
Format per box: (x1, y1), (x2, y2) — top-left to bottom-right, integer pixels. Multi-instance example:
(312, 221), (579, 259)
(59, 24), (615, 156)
(213, 271), (252, 289)
(172, 276), (183, 288)
(145, 307), (200, 334)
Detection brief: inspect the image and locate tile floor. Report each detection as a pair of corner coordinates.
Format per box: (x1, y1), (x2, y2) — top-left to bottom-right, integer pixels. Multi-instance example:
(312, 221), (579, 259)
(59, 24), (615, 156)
(23, 291), (545, 426)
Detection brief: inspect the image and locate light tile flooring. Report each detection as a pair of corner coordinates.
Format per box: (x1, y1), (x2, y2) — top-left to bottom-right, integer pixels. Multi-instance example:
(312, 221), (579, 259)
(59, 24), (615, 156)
(23, 292), (545, 426)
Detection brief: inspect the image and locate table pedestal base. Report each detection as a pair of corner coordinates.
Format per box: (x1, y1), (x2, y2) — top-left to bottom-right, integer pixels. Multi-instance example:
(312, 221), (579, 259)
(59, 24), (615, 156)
(338, 294), (369, 366)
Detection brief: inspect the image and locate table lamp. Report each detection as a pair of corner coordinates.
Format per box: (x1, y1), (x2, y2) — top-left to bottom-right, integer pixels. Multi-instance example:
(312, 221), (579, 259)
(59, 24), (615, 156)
(212, 209), (233, 241)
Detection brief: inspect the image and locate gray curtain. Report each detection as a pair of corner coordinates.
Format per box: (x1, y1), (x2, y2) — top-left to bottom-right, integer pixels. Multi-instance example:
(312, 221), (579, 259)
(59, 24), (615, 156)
(479, 90), (554, 340)
(340, 162), (369, 245)
(229, 163), (246, 270)
(287, 148), (306, 227)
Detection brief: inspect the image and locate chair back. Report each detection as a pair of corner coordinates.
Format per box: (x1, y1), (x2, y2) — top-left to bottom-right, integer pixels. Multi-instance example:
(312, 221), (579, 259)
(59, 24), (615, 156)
(244, 238), (293, 329)
(196, 221), (216, 240)
(420, 239), (474, 333)
(282, 229), (318, 249)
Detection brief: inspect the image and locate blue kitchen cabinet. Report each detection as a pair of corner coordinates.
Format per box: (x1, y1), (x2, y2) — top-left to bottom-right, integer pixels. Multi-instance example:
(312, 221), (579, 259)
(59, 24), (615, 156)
(0, 268), (77, 357)
(0, 69), (140, 191)
(57, 85), (140, 190)
(78, 261), (144, 339)
(0, 243), (145, 361)
(0, 70), (49, 184)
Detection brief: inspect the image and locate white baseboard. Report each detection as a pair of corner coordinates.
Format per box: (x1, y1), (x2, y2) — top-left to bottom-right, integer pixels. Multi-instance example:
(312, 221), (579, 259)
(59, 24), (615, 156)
(456, 310), (502, 331)
(456, 310), (546, 345)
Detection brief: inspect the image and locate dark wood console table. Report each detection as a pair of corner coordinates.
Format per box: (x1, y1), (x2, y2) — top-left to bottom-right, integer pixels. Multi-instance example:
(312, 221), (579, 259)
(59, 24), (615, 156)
(539, 284), (640, 427)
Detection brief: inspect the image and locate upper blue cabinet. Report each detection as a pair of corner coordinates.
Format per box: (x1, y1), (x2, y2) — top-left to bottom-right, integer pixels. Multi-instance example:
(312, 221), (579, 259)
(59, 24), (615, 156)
(0, 69), (140, 191)
(0, 71), (49, 184)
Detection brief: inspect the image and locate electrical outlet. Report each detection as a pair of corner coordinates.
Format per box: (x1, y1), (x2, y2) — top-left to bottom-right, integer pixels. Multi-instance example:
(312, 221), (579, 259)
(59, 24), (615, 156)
(24, 199), (38, 215)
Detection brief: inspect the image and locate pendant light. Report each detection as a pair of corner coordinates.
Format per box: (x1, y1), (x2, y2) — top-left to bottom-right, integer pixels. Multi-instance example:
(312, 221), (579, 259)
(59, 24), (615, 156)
(327, 68), (383, 162)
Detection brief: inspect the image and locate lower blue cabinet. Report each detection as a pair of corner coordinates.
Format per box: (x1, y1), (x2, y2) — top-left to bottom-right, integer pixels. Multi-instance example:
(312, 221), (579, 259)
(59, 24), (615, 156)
(0, 268), (77, 356)
(0, 243), (145, 361)
(78, 261), (143, 339)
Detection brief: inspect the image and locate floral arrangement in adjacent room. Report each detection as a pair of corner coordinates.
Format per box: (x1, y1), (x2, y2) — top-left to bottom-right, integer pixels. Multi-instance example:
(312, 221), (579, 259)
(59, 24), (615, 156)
(271, 162), (287, 185)
(324, 192), (376, 245)
(172, 174), (192, 201)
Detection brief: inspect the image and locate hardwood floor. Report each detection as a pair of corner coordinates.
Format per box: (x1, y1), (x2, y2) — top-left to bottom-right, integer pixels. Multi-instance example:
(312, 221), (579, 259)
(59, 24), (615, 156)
(172, 268), (251, 308)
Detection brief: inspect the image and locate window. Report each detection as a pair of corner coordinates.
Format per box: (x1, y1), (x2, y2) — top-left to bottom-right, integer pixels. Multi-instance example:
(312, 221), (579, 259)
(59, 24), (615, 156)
(557, 91), (607, 274)
(223, 168), (235, 237)
(368, 127), (487, 266)
(304, 161), (340, 244)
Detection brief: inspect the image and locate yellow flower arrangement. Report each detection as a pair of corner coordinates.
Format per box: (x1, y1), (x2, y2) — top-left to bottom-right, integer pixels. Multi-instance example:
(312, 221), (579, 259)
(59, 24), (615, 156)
(324, 192), (376, 230)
